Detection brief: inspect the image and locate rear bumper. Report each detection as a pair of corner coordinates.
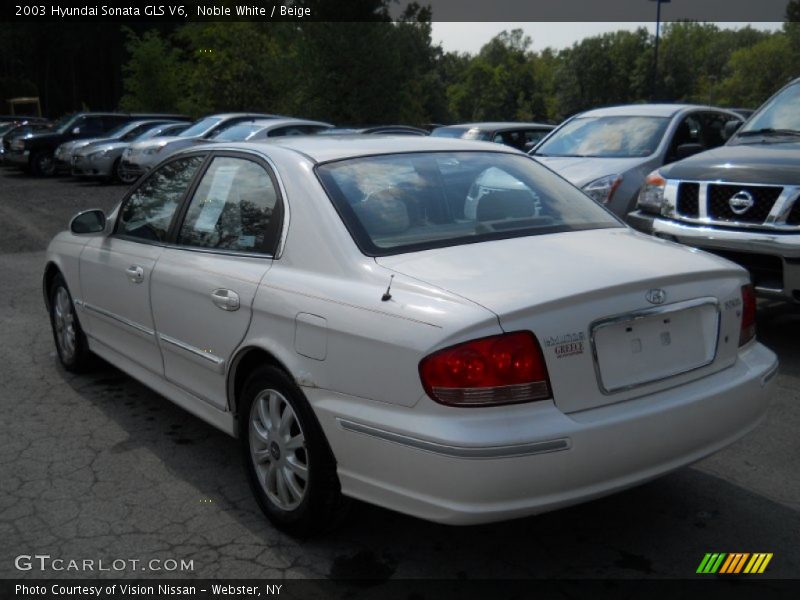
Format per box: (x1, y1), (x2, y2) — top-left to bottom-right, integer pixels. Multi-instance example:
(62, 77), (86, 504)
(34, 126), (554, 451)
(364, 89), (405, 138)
(309, 342), (777, 525)
(642, 217), (800, 301)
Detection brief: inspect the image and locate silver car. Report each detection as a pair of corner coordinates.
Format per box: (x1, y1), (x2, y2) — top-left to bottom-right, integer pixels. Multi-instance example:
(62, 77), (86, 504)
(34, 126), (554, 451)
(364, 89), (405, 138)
(530, 104), (743, 218)
(55, 120), (180, 173)
(120, 113), (279, 180)
(208, 118), (333, 142)
(71, 122), (188, 183)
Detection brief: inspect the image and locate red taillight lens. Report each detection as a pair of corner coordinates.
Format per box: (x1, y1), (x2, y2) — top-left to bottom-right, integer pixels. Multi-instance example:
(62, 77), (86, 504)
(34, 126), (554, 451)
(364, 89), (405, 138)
(739, 284), (756, 346)
(419, 331), (551, 406)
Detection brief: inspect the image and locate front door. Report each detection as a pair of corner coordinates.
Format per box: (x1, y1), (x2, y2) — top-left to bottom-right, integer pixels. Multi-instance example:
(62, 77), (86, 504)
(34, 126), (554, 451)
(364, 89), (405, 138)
(79, 155), (206, 374)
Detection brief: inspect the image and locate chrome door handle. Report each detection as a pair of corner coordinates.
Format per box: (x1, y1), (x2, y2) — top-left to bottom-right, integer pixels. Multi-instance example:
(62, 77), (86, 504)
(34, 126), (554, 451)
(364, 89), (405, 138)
(126, 265), (144, 284)
(211, 288), (240, 311)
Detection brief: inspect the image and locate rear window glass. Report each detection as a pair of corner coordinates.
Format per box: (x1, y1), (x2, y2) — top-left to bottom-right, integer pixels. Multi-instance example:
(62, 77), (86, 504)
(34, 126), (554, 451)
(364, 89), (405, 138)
(316, 151), (621, 256)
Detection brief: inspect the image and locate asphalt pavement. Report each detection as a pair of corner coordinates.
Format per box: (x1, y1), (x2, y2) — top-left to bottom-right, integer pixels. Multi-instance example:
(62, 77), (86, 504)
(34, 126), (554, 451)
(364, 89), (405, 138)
(0, 167), (797, 580)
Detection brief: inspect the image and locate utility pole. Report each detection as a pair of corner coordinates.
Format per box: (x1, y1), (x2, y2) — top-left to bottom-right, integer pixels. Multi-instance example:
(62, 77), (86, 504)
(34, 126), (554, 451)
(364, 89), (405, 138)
(650, 0), (670, 101)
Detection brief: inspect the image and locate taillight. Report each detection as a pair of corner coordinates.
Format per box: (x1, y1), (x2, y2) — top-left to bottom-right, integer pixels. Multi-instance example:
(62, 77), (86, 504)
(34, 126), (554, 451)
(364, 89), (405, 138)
(419, 331), (551, 407)
(739, 284), (756, 346)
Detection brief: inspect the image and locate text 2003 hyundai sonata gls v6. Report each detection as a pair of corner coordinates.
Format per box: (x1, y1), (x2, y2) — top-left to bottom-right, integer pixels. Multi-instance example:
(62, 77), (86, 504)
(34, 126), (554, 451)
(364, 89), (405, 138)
(44, 137), (778, 535)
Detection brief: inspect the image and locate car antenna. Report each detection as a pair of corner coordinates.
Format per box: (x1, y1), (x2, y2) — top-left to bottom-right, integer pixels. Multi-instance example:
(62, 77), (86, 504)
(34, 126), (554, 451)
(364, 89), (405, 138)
(381, 275), (395, 302)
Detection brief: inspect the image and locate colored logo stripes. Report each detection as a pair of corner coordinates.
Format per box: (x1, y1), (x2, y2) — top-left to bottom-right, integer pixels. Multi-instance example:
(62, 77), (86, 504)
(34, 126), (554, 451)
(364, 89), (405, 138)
(696, 553), (773, 574)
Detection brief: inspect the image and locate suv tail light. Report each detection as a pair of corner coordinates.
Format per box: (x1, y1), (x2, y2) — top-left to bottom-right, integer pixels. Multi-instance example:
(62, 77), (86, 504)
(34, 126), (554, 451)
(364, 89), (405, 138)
(739, 284), (756, 346)
(419, 331), (551, 406)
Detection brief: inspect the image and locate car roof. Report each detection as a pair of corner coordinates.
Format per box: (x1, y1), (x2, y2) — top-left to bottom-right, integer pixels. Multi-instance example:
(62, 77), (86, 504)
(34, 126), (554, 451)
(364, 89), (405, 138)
(202, 135), (520, 164)
(575, 103), (732, 118)
(438, 122), (554, 130)
(205, 112), (282, 119)
(226, 118), (333, 130)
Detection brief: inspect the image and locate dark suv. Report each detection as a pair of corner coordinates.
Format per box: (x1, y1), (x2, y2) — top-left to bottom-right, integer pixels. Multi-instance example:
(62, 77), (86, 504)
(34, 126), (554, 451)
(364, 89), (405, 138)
(5, 112), (187, 175)
(629, 77), (800, 303)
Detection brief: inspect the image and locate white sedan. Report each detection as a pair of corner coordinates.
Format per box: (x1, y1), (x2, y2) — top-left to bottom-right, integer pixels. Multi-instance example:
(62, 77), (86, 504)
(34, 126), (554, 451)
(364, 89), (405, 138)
(44, 136), (778, 535)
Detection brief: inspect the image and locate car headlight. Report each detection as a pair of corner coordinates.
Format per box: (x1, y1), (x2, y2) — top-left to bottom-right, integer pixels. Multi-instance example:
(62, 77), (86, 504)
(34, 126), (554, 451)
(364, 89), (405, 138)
(582, 174), (622, 204)
(144, 144), (167, 155)
(88, 149), (112, 159)
(637, 171), (667, 214)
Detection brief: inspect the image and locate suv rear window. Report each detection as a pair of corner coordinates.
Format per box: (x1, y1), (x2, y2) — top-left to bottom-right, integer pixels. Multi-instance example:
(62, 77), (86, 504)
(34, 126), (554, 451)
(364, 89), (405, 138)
(316, 151), (621, 256)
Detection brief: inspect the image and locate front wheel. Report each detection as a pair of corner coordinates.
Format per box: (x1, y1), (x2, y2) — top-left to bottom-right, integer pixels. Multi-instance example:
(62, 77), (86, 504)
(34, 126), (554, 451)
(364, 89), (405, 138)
(31, 151), (56, 176)
(240, 365), (346, 536)
(116, 159), (137, 184)
(48, 274), (92, 371)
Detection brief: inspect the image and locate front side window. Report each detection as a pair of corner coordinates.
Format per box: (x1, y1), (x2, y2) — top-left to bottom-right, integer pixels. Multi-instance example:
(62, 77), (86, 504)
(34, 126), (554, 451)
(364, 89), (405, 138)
(178, 157), (281, 254)
(317, 151), (621, 256)
(535, 116), (670, 158)
(116, 155), (205, 242)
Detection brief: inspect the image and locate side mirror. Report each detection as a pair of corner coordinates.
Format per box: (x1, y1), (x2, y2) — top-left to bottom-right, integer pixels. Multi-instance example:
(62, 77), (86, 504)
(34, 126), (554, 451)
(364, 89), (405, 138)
(675, 143), (705, 160)
(70, 209), (106, 235)
(71, 127), (81, 136)
(724, 120), (742, 140)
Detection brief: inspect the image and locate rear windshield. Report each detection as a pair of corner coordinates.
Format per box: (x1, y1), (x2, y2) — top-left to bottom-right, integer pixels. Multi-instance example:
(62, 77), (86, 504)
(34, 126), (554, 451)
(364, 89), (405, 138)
(316, 151), (621, 256)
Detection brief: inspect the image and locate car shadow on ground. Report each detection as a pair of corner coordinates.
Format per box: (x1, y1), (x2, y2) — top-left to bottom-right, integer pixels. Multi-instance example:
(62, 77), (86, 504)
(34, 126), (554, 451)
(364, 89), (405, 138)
(60, 339), (800, 579)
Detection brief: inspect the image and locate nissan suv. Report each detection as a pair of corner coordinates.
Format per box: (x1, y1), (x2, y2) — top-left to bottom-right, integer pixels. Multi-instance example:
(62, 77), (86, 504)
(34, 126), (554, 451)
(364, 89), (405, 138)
(629, 77), (800, 303)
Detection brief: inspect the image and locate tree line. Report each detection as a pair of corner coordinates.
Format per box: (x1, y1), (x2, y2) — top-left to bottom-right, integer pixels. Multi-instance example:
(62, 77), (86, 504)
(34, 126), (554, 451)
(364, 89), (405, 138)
(2, 1), (800, 123)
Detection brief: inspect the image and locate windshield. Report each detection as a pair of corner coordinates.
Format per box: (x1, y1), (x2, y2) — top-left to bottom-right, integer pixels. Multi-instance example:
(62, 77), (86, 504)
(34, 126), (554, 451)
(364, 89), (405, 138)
(106, 121), (141, 139)
(430, 127), (470, 139)
(211, 123), (262, 141)
(535, 116), (670, 158)
(317, 151), (621, 256)
(136, 123), (186, 141)
(738, 82), (800, 135)
(179, 117), (222, 138)
(53, 114), (79, 134)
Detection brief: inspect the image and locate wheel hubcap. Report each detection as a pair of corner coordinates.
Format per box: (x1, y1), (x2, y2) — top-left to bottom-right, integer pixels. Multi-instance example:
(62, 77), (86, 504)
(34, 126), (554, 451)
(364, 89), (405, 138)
(38, 155), (54, 174)
(53, 287), (76, 360)
(249, 389), (308, 511)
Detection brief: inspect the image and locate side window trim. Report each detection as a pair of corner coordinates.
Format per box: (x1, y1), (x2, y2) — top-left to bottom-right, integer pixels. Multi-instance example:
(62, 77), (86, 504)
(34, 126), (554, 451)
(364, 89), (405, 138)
(169, 150), (285, 258)
(112, 152), (211, 245)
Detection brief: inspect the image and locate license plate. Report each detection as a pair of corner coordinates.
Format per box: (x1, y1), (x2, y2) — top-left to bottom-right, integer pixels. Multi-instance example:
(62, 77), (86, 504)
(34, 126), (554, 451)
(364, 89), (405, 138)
(591, 300), (719, 393)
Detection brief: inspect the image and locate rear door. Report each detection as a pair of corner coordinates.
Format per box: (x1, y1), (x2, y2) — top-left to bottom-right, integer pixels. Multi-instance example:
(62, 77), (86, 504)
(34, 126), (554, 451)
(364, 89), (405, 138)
(149, 153), (283, 409)
(79, 154), (207, 374)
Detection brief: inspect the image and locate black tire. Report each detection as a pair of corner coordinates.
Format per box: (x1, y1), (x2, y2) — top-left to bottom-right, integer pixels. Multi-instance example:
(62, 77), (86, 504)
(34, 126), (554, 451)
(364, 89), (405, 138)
(116, 160), (138, 185)
(31, 151), (56, 176)
(48, 274), (92, 372)
(111, 157), (124, 184)
(239, 365), (346, 536)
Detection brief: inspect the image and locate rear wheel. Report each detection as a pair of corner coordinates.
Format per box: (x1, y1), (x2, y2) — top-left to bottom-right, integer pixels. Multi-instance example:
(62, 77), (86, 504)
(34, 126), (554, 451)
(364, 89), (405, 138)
(240, 365), (346, 536)
(31, 151), (55, 176)
(49, 274), (91, 371)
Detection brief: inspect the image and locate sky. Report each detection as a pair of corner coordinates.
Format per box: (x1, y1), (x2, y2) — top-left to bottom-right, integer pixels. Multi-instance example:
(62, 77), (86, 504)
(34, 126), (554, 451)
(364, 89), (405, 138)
(430, 22), (783, 54)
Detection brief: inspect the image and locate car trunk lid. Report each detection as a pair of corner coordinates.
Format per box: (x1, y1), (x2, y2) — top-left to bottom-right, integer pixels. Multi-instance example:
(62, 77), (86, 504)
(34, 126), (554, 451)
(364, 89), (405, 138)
(377, 228), (747, 412)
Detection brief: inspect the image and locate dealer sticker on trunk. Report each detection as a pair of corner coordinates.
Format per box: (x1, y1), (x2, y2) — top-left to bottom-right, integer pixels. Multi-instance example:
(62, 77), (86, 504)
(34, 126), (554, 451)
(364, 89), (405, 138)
(544, 332), (585, 359)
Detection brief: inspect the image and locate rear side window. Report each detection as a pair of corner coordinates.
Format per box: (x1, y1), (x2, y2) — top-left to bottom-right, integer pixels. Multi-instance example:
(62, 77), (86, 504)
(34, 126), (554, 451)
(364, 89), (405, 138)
(317, 151), (621, 256)
(177, 156), (282, 254)
(116, 155), (205, 242)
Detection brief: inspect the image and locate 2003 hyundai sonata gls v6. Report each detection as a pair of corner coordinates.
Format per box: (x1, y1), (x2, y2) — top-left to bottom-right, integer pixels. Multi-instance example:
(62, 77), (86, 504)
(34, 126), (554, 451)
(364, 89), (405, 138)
(44, 137), (778, 534)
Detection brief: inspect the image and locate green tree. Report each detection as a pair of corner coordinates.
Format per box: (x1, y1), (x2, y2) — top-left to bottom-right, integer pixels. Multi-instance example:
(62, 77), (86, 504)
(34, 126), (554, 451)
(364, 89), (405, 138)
(716, 34), (795, 107)
(119, 29), (184, 113)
